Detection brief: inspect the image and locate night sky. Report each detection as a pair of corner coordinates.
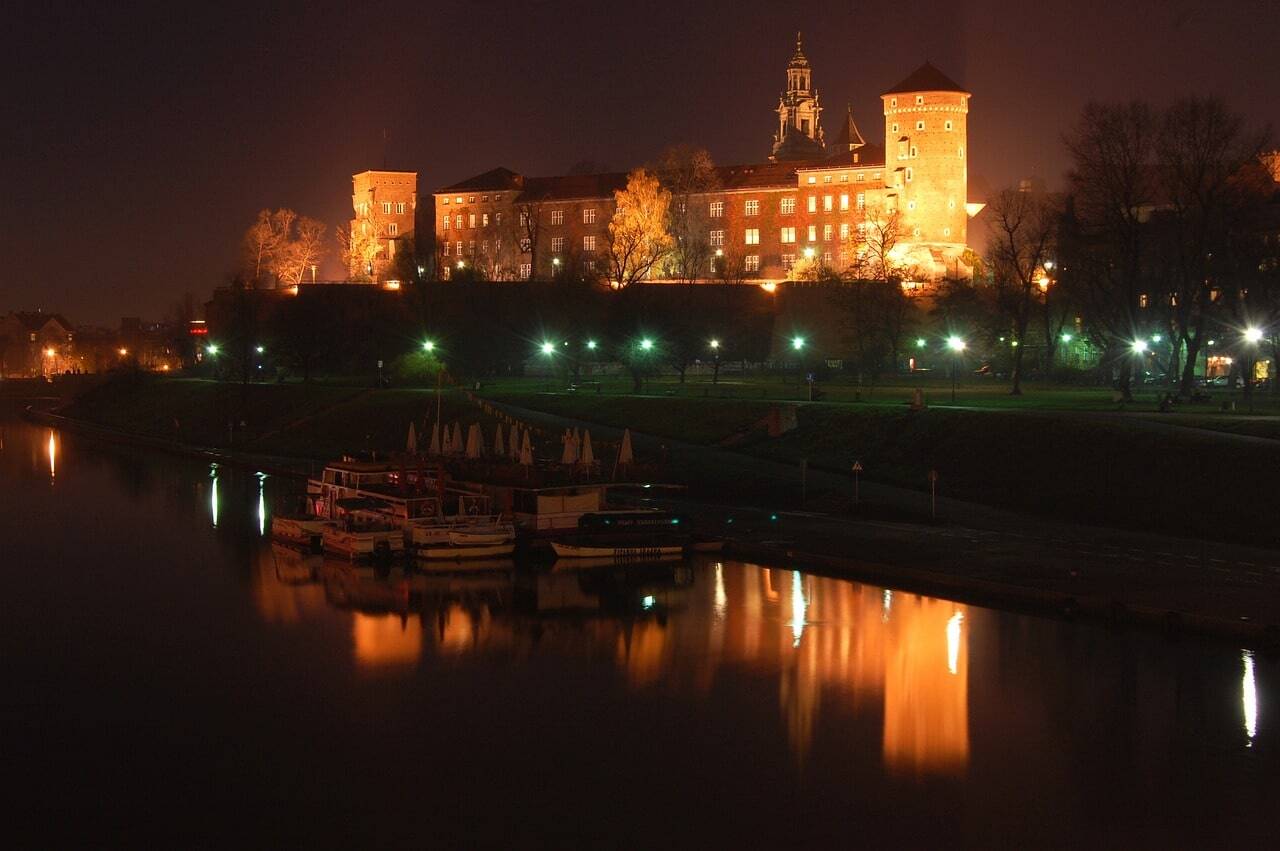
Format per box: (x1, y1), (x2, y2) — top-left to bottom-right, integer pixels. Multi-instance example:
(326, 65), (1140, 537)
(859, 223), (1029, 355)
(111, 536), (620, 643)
(4, 0), (1279, 321)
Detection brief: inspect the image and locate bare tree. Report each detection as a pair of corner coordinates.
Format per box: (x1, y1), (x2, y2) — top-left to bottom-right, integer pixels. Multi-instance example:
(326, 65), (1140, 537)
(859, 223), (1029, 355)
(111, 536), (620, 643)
(242, 209), (295, 286)
(987, 188), (1058, 394)
(511, 200), (543, 279)
(654, 145), (720, 283)
(269, 216), (327, 286)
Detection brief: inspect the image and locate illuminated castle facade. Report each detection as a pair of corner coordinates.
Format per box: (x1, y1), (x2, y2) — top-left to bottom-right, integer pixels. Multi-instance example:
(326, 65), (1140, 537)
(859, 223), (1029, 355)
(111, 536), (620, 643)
(428, 37), (976, 283)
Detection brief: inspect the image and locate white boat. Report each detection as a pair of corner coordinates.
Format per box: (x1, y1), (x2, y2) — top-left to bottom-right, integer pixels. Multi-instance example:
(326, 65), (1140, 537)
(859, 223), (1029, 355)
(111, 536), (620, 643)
(322, 508), (405, 559)
(409, 518), (516, 560)
(550, 542), (685, 560)
(270, 516), (331, 552)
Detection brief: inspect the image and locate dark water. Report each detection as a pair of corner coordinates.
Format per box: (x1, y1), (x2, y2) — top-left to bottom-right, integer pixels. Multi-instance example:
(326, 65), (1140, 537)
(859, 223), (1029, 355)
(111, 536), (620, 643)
(1, 416), (1276, 846)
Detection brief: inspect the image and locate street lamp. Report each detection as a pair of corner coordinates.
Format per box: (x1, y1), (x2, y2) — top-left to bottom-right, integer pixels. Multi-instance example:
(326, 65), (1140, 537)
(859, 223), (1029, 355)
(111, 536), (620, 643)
(206, 343), (219, 356)
(421, 340), (435, 353)
(1245, 326), (1264, 344)
(916, 337), (927, 348)
(1131, 339), (1149, 354)
(709, 338), (720, 350)
(947, 336), (966, 403)
(640, 338), (654, 351)
(255, 345), (265, 354)
(792, 336), (805, 351)
(585, 339), (597, 351)
(540, 341), (555, 355)
(1244, 327), (1264, 412)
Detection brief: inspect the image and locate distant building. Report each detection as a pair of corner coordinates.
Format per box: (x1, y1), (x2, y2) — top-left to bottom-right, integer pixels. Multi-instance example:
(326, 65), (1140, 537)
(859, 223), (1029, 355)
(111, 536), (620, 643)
(349, 170), (418, 281)
(0, 311), (76, 377)
(429, 38), (977, 284)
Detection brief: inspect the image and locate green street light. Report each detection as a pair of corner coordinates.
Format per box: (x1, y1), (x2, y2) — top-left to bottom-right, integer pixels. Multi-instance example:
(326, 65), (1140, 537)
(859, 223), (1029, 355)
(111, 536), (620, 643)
(916, 337), (927, 348)
(255, 345), (264, 354)
(421, 340), (435, 352)
(946, 336), (966, 352)
(540, 341), (555, 355)
(586, 339), (597, 351)
(206, 343), (219, 356)
(640, 338), (654, 351)
(1132, 339), (1149, 354)
(1061, 332), (1073, 343)
(792, 336), (806, 351)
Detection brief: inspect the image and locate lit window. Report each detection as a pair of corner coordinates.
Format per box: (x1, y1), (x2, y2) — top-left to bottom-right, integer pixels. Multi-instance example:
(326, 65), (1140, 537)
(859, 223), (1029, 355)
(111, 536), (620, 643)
(807, 196), (816, 213)
(382, 202), (392, 214)
(454, 215), (462, 229)
(780, 197), (796, 214)
(396, 202), (406, 214)
(388, 223), (398, 235)
(782, 253), (795, 270)
(519, 210), (529, 227)
(780, 227), (795, 244)
(891, 123), (898, 134)
(745, 199), (760, 216)
(1139, 294), (1150, 308)
(807, 175), (817, 184)
(856, 173), (865, 182)
(822, 195), (832, 212)
(958, 146), (964, 159)
(872, 172), (880, 180)
(583, 208), (596, 224)
(482, 213), (489, 227)
(744, 255), (760, 272)
(481, 195), (488, 202)
(494, 195), (502, 202)
(915, 95), (924, 105)
(709, 200), (724, 218)
(455, 241), (462, 256)
(467, 240), (475, 255)
(469, 214), (476, 228)
(551, 236), (565, 252)
(583, 235), (596, 251)
(916, 121), (925, 131)
(807, 225), (817, 241)
(905, 167), (913, 183)
(910, 146), (918, 158)
(550, 210), (564, 225)
(823, 224), (832, 242)
(945, 120), (953, 131)
(839, 223), (849, 239)
(823, 251), (832, 264)
(890, 97), (897, 108)
(442, 266), (451, 280)
(455, 197), (463, 204)
(442, 197), (450, 205)
(840, 193), (849, 210)
(468, 196), (475, 203)
(519, 263), (531, 279)
(745, 228), (760, 245)
(443, 242), (451, 256)
(943, 227), (951, 237)
(840, 174), (849, 182)
(495, 212), (502, 225)
(442, 217), (450, 231)
(710, 230), (724, 247)
(823, 175), (832, 184)
(856, 193), (865, 209)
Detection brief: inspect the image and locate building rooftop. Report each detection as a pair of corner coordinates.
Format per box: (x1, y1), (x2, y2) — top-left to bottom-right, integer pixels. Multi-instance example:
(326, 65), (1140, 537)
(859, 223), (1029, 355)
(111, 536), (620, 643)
(884, 61), (967, 95)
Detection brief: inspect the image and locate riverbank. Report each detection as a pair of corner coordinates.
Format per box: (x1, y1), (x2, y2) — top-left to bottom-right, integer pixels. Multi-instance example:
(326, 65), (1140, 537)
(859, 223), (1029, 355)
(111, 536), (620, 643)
(31, 375), (1280, 644)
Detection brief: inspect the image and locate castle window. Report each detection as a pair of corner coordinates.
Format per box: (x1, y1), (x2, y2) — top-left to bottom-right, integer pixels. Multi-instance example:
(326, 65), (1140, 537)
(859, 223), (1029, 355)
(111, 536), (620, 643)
(443, 242), (451, 256)
(745, 228), (760, 245)
(455, 197), (463, 204)
(856, 173), (865, 182)
(823, 195), (833, 212)
(550, 210), (564, 225)
(442, 217), (450, 231)
(910, 146), (918, 158)
(839, 223), (849, 239)
(745, 199), (760, 216)
(807, 175), (817, 184)
(945, 120), (953, 132)
(915, 95), (924, 105)
(807, 196), (817, 213)
(710, 200), (724, 218)
(780, 198), (795, 214)
(916, 121), (925, 131)
(469, 196), (475, 203)
(905, 168), (913, 183)
(396, 202), (406, 214)
(780, 227), (795, 244)
(456, 215), (463, 229)
(823, 252), (832, 264)
(908, 200), (916, 210)
(823, 224), (833, 242)
(912, 228), (921, 238)
(583, 208), (596, 224)
(782, 253), (796, 270)
(443, 197), (450, 205)
(469, 214), (477, 228)
(456, 241), (463, 256)
(388, 223), (398, 235)
(519, 263), (531, 279)
(891, 123), (899, 134)
(494, 195), (502, 202)
(943, 227), (951, 237)
(583, 235), (596, 251)
(840, 174), (849, 182)
(710, 230), (724, 246)
(481, 195), (488, 202)
(823, 175), (832, 184)
(482, 213), (489, 227)
(807, 225), (817, 241)
(872, 172), (881, 180)
(442, 266), (450, 280)
(382, 202), (392, 214)
(467, 240), (475, 255)
(856, 192), (865, 209)
(495, 212), (502, 225)
(1139, 294), (1149, 308)
(519, 210), (529, 227)
(840, 193), (849, 210)
(744, 255), (760, 272)
(551, 236), (565, 252)
(890, 97), (897, 108)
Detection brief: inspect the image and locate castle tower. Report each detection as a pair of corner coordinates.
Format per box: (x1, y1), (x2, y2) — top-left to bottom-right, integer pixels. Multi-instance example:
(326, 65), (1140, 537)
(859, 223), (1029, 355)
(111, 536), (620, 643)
(881, 62), (970, 251)
(771, 33), (825, 162)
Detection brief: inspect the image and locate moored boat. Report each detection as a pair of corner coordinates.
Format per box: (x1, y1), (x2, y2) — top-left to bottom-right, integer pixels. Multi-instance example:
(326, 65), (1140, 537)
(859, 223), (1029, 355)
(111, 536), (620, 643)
(550, 541), (685, 560)
(322, 506), (405, 560)
(408, 518), (517, 560)
(270, 515), (331, 553)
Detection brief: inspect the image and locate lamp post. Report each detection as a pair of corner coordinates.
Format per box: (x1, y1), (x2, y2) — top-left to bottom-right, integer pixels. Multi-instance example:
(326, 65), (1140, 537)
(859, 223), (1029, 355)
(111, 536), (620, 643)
(1244, 327), (1264, 413)
(947, 336), (966, 403)
(709, 338), (721, 385)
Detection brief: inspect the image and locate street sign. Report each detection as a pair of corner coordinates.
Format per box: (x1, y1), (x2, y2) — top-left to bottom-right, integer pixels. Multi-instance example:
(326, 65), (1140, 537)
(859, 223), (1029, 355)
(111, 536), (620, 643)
(852, 461), (863, 473)
(928, 469), (938, 482)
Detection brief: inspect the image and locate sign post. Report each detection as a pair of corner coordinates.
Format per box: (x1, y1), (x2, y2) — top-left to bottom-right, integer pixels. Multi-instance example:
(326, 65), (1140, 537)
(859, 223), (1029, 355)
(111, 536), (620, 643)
(852, 460), (863, 506)
(928, 469), (939, 520)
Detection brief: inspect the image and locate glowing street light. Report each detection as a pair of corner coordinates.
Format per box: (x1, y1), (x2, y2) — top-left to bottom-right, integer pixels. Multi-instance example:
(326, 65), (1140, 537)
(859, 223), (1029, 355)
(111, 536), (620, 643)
(206, 343), (219, 356)
(946, 336), (966, 353)
(1151, 334), (1163, 344)
(709, 339), (720, 350)
(1131, 339), (1149, 354)
(639, 338), (654, 351)
(421, 340), (435, 353)
(1061, 332), (1073, 343)
(585, 339), (597, 351)
(540, 341), (555, 355)
(118, 347), (128, 357)
(791, 336), (806, 351)
(455, 261), (465, 270)
(803, 247), (816, 259)
(1245, 327), (1264, 344)
(946, 336), (966, 403)
(255, 345), (265, 354)
(916, 337), (927, 348)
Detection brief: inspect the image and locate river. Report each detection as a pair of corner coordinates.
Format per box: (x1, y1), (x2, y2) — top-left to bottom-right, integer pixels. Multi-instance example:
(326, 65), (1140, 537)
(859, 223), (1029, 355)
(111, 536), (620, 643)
(1, 414), (1274, 845)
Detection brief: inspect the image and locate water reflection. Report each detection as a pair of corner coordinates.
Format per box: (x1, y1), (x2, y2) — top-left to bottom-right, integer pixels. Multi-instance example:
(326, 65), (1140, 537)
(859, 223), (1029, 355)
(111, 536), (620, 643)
(256, 473), (266, 537)
(1243, 649), (1258, 745)
(209, 465), (219, 528)
(248, 549), (972, 773)
(47, 429), (56, 481)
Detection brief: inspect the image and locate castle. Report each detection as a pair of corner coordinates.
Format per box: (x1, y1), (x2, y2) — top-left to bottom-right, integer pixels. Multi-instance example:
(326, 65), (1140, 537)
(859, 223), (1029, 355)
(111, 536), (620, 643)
(360, 36), (977, 284)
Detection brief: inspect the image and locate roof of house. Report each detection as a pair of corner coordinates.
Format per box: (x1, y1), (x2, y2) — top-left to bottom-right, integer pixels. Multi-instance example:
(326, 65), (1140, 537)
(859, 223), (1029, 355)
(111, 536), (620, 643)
(437, 167), (524, 193)
(884, 61), (967, 95)
(6, 311), (73, 333)
(831, 104), (866, 150)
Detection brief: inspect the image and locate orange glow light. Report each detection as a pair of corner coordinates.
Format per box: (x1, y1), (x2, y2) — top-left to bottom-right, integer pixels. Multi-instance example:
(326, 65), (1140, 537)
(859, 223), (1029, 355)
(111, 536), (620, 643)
(759, 282), (778, 294)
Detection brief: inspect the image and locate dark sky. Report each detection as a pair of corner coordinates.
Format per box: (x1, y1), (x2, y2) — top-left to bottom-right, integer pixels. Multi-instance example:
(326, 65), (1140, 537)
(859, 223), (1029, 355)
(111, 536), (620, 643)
(4, 0), (1279, 322)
